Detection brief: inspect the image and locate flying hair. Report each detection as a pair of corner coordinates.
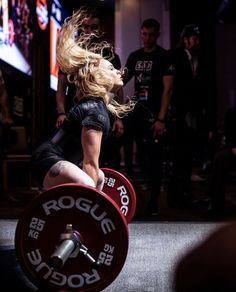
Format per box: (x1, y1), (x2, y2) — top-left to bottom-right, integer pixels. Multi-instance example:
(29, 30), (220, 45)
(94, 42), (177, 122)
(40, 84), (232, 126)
(56, 7), (135, 117)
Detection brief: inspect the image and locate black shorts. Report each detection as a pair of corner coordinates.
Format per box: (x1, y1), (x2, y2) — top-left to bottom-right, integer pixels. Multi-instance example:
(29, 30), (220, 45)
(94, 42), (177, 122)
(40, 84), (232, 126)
(31, 141), (64, 186)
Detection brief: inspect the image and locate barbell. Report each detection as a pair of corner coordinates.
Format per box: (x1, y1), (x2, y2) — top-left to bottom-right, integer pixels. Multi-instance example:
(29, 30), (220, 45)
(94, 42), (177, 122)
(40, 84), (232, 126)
(14, 168), (136, 291)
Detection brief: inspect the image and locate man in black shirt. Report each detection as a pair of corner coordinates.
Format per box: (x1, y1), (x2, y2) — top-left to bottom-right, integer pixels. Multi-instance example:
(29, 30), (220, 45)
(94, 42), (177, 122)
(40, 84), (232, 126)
(123, 18), (174, 216)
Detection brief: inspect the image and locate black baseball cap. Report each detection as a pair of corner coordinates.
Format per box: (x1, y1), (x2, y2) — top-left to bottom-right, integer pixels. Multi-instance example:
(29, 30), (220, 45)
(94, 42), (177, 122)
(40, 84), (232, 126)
(180, 24), (200, 37)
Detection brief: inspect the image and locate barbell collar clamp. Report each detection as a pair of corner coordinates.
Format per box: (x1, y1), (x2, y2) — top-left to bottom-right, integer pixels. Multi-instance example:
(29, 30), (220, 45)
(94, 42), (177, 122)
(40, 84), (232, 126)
(49, 224), (81, 270)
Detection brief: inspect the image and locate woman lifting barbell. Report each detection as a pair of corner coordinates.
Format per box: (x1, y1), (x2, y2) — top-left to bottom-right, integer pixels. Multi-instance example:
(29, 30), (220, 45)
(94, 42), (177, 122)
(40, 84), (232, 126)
(31, 7), (135, 192)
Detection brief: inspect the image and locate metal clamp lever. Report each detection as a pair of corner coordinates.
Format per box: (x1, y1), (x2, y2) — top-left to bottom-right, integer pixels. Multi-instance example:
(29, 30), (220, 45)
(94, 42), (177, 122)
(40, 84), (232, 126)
(80, 244), (101, 267)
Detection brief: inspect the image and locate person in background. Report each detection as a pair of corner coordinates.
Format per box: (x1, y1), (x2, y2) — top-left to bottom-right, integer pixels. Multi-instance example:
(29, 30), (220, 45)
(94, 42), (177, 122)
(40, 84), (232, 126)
(31, 8), (134, 191)
(123, 18), (174, 216)
(0, 67), (14, 195)
(175, 222), (236, 292)
(0, 68), (13, 126)
(55, 7), (124, 171)
(167, 24), (215, 209)
(206, 105), (236, 218)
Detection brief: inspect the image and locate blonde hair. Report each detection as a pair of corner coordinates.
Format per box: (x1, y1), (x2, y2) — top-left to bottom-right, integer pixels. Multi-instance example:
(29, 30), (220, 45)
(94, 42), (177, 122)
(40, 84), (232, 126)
(56, 7), (135, 117)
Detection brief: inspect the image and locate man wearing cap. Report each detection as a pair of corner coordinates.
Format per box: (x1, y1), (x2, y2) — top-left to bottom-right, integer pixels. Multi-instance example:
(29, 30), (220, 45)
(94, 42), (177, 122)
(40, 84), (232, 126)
(166, 24), (215, 208)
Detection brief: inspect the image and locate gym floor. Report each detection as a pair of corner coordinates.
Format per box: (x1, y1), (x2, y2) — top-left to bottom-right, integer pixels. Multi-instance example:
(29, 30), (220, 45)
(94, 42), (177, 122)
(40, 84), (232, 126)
(0, 168), (236, 291)
(0, 220), (224, 291)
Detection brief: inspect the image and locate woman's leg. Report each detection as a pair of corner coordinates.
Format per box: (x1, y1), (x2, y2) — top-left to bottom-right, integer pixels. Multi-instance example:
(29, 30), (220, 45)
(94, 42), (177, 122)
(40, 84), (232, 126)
(43, 161), (95, 190)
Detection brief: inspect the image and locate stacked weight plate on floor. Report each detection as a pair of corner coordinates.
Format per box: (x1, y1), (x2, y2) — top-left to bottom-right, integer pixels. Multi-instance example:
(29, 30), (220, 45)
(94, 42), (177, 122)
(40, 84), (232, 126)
(15, 184), (129, 291)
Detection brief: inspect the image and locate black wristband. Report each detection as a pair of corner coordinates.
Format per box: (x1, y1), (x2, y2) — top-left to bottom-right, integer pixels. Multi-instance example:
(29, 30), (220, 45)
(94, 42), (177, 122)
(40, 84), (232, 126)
(57, 112), (66, 117)
(157, 118), (165, 124)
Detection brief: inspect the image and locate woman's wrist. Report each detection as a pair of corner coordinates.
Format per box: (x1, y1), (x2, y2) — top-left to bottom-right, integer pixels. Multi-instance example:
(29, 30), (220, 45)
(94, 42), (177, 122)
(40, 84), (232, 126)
(156, 117), (165, 124)
(57, 112), (66, 117)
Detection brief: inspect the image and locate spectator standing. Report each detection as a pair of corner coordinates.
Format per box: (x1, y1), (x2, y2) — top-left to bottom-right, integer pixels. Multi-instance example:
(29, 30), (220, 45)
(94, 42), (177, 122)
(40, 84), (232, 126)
(0, 68), (13, 126)
(167, 24), (215, 208)
(0, 67), (13, 195)
(123, 18), (174, 216)
(207, 106), (236, 218)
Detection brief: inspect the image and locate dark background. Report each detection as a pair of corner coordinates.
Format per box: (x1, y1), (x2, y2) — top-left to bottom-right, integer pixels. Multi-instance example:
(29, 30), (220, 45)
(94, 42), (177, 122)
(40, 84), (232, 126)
(1, 0), (235, 150)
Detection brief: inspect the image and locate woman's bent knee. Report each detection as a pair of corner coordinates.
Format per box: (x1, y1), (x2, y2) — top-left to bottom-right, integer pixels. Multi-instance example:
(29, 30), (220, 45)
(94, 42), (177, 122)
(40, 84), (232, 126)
(97, 169), (105, 190)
